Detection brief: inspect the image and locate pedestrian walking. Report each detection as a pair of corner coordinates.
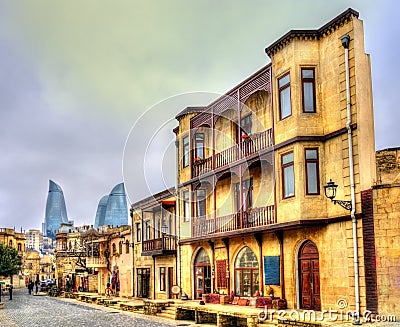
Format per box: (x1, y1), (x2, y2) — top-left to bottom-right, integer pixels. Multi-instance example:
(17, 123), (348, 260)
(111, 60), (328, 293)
(65, 275), (70, 292)
(8, 283), (13, 300)
(35, 280), (39, 294)
(28, 280), (34, 295)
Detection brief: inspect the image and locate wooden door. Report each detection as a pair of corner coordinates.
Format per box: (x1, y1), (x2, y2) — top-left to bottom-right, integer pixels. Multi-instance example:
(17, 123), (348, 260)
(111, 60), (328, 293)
(299, 241), (321, 310)
(168, 267), (174, 299)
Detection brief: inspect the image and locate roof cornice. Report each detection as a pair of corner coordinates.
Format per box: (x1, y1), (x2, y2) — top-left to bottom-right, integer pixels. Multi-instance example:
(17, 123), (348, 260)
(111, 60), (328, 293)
(265, 8), (359, 57)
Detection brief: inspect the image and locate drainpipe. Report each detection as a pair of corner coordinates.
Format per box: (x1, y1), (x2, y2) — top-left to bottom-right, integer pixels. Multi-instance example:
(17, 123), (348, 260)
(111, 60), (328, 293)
(341, 34), (360, 325)
(130, 210), (135, 297)
(175, 139), (182, 297)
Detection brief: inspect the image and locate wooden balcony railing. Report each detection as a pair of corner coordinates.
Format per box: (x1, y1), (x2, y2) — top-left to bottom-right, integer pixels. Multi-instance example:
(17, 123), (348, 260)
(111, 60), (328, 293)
(142, 234), (177, 254)
(191, 205), (275, 237)
(86, 257), (108, 268)
(193, 128), (273, 177)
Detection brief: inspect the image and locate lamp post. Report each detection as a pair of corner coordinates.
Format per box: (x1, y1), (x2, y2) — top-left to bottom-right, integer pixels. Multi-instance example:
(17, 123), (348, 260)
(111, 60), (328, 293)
(119, 234), (134, 248)
(324, 179), (352, 211)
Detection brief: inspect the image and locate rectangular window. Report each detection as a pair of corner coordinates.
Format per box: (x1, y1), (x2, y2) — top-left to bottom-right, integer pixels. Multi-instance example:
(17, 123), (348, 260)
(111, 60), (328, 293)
(183, 190), (190, 222)
(183, 136), (189, 168)
(305, 148), (320, 194)
(194, 133), (204, 160)
(125, 241), (130, 254)
(278, 73), (291, 120)
(282, 152), (295, 198)
(196, 189), (206, 218)
(136, 223), (141, 242)
(235, 179), (254, 211)
(240, 115), (252, 138)
(159, 267), (166, 291)
(302, 68), (316, 112)
(144, 220), (151, 241)
(155, 214), (161, 239)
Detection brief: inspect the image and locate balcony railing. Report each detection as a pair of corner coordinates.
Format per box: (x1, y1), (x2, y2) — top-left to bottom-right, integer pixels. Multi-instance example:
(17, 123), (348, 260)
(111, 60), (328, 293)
(142, 234), (177, 255)
(192, 205), (275, 237)
(193, 129), (273, 177)
(86, 257), (108, 268)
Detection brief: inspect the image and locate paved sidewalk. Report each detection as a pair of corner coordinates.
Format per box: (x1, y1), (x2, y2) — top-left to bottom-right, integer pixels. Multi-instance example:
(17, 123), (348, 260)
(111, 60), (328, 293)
(0, 289), (183, 327)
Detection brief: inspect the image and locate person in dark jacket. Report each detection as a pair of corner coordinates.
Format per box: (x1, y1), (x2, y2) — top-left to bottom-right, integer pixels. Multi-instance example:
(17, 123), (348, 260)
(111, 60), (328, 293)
(8, 283), (13, 300)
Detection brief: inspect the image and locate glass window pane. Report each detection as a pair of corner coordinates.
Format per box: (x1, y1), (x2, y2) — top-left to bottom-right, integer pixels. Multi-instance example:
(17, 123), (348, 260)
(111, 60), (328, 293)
(183, 136), (189, 167)
(195, 248), (210, 264)
(282, 152), (294, 164)
(279, 74), (290, 87)
(302, 69), (314, 78)
(235, 270), (241, 295)
(307, 162), (318, 194)
(280, 87), (291, 119)
(306, 149), (317, 159)
(252, 270), (260, 296)
(304, 82), (314, 112)
(284, 166), (295, 197)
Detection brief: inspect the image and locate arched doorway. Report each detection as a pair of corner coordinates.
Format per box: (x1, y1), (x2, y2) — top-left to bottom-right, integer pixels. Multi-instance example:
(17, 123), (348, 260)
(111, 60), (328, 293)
(234, 246), (259, 297)
(194, 248), (211, 299)
(298, 240), (321, 310)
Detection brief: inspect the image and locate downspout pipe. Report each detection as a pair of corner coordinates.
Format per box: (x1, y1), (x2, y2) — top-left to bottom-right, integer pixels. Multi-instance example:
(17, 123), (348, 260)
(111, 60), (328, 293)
(341, 34), (361, 325)
(175, 139), (181, 297)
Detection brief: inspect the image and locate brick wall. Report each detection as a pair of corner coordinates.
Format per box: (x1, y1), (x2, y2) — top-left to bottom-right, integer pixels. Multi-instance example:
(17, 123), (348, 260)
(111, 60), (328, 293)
(361, 189), (377, 312)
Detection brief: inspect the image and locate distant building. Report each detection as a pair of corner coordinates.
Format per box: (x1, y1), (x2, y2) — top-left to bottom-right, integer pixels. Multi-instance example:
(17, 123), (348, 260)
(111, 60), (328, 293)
(44, 180), (69, 240)
(94, 195), (109, 229)
(94, 183), (128, 229)
(0, 227), (27, 287)
(25, 229), (43, 252)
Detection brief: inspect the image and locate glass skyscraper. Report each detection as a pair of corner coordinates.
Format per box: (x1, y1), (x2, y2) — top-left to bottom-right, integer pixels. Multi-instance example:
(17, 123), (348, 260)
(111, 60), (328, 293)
(95, 183), (128, 228)
(94, 195), (109, 229)
(44, 180), (69, 240)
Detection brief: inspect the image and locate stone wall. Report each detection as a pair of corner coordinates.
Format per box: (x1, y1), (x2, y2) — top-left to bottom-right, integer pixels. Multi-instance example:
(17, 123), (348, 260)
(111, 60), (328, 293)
(376, 148), (400, 185)
(373, 184), (400, 316)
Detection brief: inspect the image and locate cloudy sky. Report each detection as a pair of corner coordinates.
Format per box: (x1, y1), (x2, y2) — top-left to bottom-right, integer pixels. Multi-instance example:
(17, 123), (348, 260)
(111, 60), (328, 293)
(0, 0), (398, 231)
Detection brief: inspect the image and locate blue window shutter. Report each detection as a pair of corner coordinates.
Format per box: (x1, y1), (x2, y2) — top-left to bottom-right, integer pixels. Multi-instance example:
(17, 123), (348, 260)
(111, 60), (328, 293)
(264, 255), (280, 285)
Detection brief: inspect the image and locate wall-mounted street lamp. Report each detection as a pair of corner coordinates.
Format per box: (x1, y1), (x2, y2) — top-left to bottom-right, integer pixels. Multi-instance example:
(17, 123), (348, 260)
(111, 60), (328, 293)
(119, 234), (134, 248)
(324, 179), (352, 211)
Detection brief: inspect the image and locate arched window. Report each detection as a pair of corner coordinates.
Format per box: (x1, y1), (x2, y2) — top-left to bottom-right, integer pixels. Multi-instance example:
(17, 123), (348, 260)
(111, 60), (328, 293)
(118, 241), (123, 254)
(9, 240), (12, 247)
(112, 243), (116, 255)
(234, 247), (259, 297)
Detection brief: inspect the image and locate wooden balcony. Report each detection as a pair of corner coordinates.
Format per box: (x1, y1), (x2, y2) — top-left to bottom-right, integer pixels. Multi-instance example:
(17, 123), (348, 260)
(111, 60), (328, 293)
(142, 234), (177, 256)
(192, 205), (275, 238)
(193, 129), (273, 178)
(86, 257), (108, 268)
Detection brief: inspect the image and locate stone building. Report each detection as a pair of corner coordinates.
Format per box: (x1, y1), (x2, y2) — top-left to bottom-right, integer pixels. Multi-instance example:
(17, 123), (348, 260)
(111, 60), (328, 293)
(26, 229), (43, 252)
(0, 227), (26, 287)
(54, 224), (100, 291)
(24, 250), (40, 283)
(39, 253), (55, 282)
(372, 147), (400, 315)
(173, 8), (376, 318)
(85, 225), (133, 297)
(131, 188), (177, 299)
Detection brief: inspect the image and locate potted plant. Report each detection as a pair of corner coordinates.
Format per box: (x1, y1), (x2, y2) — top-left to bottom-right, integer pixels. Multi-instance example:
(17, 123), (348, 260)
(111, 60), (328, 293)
(193, 156), (204, 165)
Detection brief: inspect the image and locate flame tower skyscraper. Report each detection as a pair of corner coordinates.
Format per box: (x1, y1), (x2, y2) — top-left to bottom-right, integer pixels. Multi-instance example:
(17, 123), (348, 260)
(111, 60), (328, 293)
(43, 180), (69, 240)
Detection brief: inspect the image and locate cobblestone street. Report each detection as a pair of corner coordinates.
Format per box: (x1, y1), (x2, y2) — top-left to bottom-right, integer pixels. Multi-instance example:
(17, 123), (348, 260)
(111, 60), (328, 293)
(0, 289), (187, 327)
